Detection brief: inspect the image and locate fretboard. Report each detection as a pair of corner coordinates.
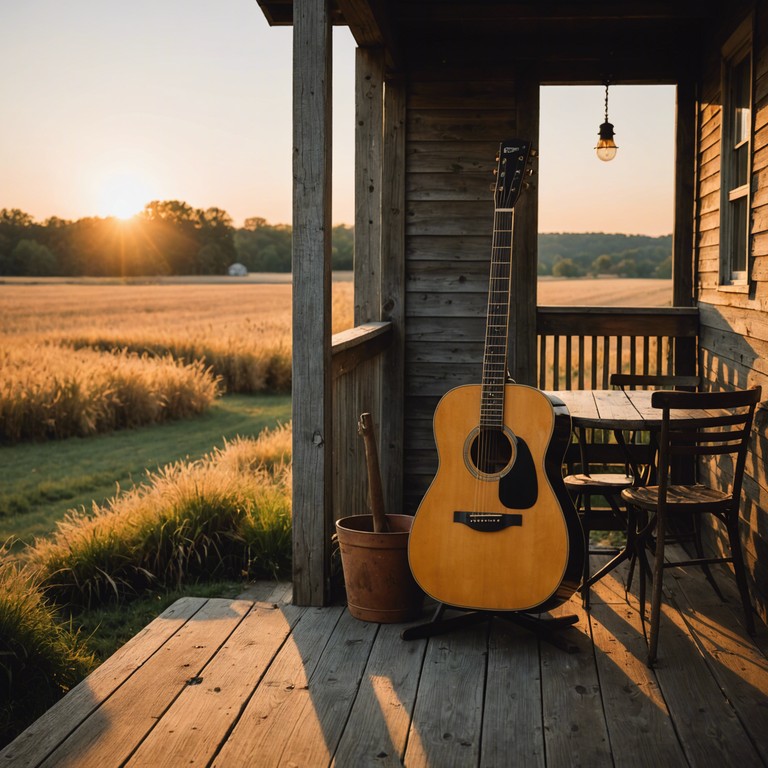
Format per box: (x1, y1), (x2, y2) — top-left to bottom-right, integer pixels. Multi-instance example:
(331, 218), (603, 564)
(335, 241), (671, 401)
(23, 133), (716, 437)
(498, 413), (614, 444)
(480, 209), (514, 428)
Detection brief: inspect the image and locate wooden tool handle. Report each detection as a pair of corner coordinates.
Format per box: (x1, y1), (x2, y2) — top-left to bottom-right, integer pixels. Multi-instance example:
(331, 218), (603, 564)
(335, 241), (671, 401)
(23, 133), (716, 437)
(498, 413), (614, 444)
(358, 412), (389, 533)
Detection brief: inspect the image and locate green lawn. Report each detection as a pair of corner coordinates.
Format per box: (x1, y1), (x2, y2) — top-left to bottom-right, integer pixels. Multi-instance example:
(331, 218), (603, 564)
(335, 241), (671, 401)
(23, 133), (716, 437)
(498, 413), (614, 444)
(1, 394), (291, 547)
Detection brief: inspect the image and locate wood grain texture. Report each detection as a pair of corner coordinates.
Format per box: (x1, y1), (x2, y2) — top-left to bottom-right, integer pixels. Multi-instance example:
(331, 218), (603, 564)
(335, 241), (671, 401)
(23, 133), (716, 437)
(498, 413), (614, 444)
(40, 598), (253, 768)
(291, 0), (333, 606)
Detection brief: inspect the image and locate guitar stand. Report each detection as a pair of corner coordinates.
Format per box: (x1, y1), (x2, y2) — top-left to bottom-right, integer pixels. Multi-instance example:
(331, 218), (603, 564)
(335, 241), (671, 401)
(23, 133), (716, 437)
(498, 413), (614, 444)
(401, 602), (580, 653)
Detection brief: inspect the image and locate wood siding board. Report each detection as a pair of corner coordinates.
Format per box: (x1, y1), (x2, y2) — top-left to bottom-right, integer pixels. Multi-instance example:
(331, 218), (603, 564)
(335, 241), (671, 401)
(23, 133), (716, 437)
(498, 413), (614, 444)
(406, 141), (501, 173)
(406, 109), (519, 142)
(405, 234), (490, 261)
(407, 79), (517, 109)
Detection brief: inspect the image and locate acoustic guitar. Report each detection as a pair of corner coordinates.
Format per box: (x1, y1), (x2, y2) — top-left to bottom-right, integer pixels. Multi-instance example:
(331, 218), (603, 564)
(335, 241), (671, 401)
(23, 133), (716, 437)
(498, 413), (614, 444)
(408, 139), (584, 613)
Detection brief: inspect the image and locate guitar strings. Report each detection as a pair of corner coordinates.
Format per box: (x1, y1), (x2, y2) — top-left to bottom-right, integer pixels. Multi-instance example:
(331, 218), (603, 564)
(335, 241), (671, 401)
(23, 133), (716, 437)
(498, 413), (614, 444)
(478, 198), (514, 514)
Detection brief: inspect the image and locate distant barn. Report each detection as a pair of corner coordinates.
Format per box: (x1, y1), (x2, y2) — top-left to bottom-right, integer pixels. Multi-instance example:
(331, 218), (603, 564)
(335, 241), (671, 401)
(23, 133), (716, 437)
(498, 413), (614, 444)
(227, 263), (248, 277)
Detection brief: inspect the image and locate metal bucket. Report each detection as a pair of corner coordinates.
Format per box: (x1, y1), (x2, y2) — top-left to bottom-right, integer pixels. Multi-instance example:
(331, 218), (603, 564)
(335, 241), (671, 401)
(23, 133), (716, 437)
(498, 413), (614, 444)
(335, 514), (424, 623)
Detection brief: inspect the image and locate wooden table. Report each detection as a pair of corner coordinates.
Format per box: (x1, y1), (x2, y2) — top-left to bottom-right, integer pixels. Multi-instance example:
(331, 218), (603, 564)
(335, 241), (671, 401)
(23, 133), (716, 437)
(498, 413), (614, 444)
(546, 388), (682, 597)
(549, 388), (712, 432)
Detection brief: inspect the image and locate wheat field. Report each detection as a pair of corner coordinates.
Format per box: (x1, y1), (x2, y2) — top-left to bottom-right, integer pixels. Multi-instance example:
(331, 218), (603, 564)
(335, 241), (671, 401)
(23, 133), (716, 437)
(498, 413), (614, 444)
(0, 276), (669, 441)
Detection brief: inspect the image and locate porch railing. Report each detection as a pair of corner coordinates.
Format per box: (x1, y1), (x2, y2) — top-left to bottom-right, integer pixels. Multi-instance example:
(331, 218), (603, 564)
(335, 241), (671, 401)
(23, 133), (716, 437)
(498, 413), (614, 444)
(331, 321), (392, 528)
(537, 307), (699, 391)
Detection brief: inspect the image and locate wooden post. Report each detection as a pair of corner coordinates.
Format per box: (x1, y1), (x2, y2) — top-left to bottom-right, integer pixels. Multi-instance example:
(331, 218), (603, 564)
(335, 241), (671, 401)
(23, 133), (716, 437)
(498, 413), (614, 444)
(673, 78), (698, 378)
(509, 76), (540, 386)
(292, 0), (333, 606)
(354, 47), (384, 325)
(380, 76), (406, 515)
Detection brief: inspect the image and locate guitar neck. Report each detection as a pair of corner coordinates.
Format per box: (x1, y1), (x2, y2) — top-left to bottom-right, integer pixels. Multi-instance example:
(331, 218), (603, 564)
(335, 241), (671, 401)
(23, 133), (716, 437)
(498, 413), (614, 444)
(480, 208), (514, 429)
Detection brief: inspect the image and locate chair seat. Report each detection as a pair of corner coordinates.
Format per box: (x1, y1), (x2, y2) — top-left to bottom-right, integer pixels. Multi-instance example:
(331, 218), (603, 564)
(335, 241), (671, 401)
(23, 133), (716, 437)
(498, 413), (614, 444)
(622, 483), (730, 511)
(564, 472), (634, 492)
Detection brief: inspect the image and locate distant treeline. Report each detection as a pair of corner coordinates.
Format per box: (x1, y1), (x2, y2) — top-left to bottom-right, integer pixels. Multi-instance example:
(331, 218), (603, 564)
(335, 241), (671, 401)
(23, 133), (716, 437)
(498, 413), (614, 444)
(1, 205), (667, 278)
(539, 232), (671, 278)
(0, 204), (353, 277)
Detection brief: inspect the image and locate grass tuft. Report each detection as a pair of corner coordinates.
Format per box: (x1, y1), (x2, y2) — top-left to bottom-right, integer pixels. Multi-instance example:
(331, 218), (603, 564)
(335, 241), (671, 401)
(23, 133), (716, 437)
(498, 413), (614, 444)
(0, 550), (96, 746)
(24, 424), (293, 608)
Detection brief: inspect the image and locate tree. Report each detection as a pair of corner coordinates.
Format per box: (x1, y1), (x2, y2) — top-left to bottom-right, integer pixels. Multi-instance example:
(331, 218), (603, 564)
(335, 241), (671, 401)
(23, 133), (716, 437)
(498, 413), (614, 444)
(552, 257), (583, 278)
(591, 254), (613, 275)
(8, 239), (57, 275)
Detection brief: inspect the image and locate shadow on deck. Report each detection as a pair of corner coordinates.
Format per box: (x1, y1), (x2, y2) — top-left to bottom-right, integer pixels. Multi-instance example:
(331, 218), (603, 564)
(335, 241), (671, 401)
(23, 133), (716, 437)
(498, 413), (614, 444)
(3, 551), (768, 767)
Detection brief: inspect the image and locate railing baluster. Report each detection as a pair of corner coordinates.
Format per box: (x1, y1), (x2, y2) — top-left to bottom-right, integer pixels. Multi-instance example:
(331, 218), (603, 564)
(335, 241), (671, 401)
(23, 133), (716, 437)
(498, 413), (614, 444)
(643, 337), (650, 375)
(591, 336), (598, 389)
(535, 308), (698, 392)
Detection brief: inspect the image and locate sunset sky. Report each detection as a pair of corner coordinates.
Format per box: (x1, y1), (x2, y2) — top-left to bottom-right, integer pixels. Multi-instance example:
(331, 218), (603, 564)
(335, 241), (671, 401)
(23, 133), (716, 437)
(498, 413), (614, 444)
(1, 0), (675, 235)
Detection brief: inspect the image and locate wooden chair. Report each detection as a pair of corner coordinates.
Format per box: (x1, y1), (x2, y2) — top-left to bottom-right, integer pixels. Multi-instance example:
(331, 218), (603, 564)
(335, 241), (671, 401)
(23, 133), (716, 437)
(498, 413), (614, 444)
(565, 373), (699, 608)
(563, 429), (634, 608)
(621, 386), (761, 665)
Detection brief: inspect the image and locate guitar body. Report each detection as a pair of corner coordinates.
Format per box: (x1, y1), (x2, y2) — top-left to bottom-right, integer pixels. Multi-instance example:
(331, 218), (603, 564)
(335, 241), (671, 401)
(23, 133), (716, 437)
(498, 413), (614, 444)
(408, 383), (584, 612)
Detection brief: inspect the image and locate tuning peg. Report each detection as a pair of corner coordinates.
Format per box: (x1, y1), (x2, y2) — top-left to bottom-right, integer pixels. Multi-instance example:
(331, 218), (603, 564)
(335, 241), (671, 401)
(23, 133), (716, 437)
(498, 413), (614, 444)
(525, 168), (534, 177)
(489, 183), (498, 192)
(529, 148), (538, 158)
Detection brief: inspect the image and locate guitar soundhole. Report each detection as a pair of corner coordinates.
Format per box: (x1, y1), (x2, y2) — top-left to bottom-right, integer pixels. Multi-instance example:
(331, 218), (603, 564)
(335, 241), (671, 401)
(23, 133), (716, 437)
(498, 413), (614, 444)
(469, 427), (515, 476)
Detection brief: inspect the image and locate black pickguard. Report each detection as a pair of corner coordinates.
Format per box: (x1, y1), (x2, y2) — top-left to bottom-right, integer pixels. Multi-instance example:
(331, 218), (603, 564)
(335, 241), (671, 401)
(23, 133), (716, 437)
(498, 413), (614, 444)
(499, 437), (538, 509)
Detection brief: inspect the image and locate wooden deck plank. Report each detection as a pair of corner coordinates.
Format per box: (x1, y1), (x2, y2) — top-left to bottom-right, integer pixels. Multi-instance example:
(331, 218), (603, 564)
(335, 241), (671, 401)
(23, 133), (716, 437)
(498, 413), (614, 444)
(4, 573), (767, 768)
(541, 600), (613, 768)
(125, 600), (306, 768)
(480, 619), (545, 767)
(210, 606), (344, 767)
(332, 623), (427, 766)
(651, 598), (763, 767)
(276, 610), (380, 766)
(0, 596), (205, 768)
(403, 619), (487, 767)
(38, 598), (253, 768)
(587, 602), (688, 766)
(664, 559), (768, 764)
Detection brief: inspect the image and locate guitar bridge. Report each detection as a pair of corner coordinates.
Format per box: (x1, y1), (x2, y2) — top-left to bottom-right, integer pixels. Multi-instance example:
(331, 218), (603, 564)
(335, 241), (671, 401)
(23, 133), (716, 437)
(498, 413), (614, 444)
(453, 511), (523, 532)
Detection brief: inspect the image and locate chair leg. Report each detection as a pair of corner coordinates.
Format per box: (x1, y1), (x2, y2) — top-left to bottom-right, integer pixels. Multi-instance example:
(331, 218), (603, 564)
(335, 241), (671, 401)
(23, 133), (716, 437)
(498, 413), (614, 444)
(726, 516), (756, 635)
(647, 508), (666, 666)
(693, 515), (725, 601)
(582, 496), (591, 609)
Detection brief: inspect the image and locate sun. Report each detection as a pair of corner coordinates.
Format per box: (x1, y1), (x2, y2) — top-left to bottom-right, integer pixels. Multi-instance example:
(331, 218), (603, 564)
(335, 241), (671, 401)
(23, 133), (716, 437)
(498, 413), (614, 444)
(97, 172), (153, 220)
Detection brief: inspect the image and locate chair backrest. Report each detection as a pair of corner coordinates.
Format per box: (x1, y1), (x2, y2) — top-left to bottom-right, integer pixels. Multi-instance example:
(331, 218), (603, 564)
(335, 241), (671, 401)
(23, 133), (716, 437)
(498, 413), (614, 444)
(610, 373), (700, 391)
(651, 387), (762, 501)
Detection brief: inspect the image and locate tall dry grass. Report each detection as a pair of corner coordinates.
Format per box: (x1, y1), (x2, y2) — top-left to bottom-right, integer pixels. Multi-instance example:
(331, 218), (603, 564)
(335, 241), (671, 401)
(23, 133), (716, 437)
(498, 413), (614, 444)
(0, 345), (219, 443)
(0, 552), (96, 743)
(24, 423), (293, 607)
(0, 279), (354, 441)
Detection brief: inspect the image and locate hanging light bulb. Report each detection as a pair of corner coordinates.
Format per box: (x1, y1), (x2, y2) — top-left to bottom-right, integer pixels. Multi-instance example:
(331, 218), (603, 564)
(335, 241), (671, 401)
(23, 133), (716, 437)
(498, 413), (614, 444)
(595, 82), (618, 162)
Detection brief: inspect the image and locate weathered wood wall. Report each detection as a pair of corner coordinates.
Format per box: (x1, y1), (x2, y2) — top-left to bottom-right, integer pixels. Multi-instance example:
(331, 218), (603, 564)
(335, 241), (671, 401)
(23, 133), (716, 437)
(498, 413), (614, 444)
(696, 1), (768, 620)
(402, 75), (539, 513)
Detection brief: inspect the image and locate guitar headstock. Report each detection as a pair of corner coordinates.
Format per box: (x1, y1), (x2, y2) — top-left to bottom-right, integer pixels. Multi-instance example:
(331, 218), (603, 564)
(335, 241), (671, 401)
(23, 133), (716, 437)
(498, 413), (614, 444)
(492, 139), (535, 211)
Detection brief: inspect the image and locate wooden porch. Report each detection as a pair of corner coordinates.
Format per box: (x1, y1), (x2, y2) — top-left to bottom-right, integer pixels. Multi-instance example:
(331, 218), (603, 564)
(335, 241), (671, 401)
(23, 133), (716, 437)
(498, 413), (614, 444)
(4, 553), (767, 767)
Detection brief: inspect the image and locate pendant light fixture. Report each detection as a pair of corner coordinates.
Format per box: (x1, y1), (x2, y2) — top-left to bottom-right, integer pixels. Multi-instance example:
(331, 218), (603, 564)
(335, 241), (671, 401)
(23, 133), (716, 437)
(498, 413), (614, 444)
(595, 81), (618, 162)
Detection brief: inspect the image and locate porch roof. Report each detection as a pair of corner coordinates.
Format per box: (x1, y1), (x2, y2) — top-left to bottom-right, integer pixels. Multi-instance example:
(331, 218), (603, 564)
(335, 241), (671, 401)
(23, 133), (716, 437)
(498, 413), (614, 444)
(256, 0), (727, 79)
